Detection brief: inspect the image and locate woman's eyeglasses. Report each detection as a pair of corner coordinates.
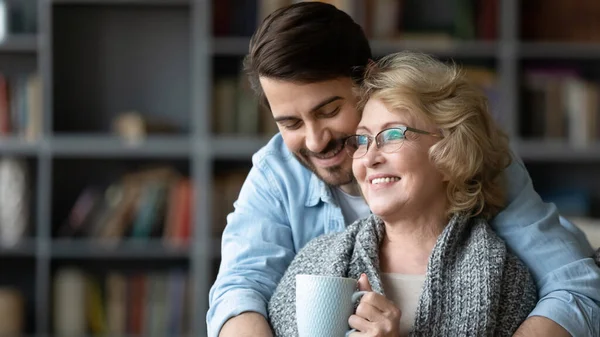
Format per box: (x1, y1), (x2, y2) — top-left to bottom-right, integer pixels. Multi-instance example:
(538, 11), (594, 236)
(344, 126), (443, 159)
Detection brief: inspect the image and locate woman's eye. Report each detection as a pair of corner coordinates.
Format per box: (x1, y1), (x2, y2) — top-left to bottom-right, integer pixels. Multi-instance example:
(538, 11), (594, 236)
(384, 129), (404, 141)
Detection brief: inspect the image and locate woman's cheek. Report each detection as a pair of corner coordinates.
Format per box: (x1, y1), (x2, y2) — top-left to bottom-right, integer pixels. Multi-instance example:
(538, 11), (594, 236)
(352, 160), (363, 181)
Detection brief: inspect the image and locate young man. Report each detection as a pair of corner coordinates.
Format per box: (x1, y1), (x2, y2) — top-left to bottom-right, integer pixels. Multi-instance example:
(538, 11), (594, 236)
(208, 3), (600, 337)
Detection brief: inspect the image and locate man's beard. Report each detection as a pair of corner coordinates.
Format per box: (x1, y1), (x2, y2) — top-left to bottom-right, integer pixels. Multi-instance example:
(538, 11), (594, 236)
(293, 136), (355, 187)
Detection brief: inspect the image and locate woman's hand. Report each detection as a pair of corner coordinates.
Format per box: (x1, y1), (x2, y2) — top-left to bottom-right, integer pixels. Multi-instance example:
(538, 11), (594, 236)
(348, 273), (401, 337)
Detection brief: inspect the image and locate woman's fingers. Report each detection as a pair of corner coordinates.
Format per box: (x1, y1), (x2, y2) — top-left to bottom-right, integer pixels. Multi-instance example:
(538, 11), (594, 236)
(351, 274), (401, 336)
(346, 331), (366, 337)
(360, 291), (398, 314)
(348, 313), (371, 333)
(357, 274), (396, 314)
(357, 273), (373, 292)
(355, 299), (384, 322)
(351, 291), (402, 337)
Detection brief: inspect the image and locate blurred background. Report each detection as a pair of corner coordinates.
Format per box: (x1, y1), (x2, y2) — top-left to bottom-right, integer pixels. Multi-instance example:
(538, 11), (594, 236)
(0, 0), (598, 336)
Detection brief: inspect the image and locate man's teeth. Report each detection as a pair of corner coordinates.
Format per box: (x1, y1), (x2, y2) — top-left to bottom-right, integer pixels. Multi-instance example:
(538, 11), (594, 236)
(319, 148), (341, 159)
(371, 177), (400, 185)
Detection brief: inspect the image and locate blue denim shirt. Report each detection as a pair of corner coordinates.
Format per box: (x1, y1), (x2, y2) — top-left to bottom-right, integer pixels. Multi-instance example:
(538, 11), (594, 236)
(207, 134), (600, 337)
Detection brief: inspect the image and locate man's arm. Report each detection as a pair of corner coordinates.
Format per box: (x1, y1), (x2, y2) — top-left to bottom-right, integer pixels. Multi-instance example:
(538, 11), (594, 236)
(219, 312), (273, 337)
(492, 153), (600, 336)
(513, 317), (571, 337)
(207, 163), (294, 337)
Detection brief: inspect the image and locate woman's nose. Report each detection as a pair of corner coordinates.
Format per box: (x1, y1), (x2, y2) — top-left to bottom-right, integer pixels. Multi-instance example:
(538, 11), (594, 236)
(361, 142), (384, 167)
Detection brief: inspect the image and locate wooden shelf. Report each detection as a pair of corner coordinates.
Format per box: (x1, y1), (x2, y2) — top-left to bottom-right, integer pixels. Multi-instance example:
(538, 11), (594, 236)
(211, 135), (272, 159)
(370, 39), (498, 58)
(516, 140), (600, 161)
(50, 135), (192, 158)
(52, 0), (189, 5)
(0, 136), (41, 155)
(0, 239), (36, 257)
(519, 42), (600, 59)
(0, 34), (37, 53)
(50, 239), (190, 259)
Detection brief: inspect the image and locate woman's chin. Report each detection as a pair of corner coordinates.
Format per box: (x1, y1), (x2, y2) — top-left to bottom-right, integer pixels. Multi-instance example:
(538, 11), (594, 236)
(369, 202), (402, 219)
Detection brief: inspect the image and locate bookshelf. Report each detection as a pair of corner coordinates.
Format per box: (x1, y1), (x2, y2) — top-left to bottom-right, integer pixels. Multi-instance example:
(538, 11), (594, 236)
(0, 34), (37, 52)
(0, 1), (598, 337)
(519, 42), (600, 59)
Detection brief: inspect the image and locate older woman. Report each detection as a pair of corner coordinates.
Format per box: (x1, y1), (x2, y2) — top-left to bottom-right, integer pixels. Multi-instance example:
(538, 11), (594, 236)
(268, 51), (538, 337)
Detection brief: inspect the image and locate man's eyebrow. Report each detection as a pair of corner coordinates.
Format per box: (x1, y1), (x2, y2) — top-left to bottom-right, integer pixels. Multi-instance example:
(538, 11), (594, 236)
(309, 96), (343, 112)
(273, 116), (299, 123)
(273, 96), (344, 123)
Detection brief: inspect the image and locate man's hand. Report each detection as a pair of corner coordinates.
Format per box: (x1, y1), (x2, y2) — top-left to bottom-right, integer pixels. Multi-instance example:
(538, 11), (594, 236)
(219, 312), (273, 337)
(513, 316), (571, 337)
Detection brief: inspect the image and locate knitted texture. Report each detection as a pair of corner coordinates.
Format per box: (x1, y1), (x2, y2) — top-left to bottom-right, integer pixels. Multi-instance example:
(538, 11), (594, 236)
(268, 214), (538, 337)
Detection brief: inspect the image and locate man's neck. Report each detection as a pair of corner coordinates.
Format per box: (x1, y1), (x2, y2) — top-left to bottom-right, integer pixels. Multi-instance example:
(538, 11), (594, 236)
(339, 182), (361, 196)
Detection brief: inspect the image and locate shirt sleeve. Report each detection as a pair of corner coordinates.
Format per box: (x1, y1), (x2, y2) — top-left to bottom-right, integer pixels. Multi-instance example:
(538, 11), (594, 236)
(207, 163), (295, 337)
(491, 153), (600, 336)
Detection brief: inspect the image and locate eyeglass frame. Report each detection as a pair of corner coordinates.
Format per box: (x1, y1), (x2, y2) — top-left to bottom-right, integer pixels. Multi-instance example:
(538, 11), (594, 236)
(344, 126), (444, 159)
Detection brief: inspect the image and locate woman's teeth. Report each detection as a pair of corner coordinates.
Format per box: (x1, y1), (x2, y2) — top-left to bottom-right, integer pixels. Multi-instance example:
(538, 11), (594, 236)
(371, 177), (400, 185)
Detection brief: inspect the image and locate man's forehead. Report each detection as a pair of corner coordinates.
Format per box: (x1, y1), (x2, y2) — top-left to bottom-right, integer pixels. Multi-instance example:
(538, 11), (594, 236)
(261, 78), (349, 114)
(263, 75), (346, 88)
(272, 94), (344, 119)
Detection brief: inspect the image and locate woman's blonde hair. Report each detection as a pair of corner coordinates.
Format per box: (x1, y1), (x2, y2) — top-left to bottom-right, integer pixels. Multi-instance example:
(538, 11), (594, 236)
(357, 51), (512, 220)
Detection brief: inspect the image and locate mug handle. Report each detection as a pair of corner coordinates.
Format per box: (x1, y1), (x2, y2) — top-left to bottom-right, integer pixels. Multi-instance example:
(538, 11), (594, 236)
(345, 291), (368, 337)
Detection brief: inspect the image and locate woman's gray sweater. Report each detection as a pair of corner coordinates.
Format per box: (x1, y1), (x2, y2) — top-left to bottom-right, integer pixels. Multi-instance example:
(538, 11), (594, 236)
(268, 214), (538, 336)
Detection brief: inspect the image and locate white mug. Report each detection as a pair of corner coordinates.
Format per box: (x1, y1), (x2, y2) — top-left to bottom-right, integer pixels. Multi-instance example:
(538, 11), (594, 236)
(295, 274), (366, 337)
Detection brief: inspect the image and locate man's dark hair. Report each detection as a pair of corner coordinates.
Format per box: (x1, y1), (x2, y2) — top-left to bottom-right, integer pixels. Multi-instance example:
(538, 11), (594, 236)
(243, 2), (372, 109)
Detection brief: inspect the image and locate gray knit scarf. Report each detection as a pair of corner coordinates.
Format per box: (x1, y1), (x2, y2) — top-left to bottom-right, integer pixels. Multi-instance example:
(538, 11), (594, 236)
(268, 214), (538, 336)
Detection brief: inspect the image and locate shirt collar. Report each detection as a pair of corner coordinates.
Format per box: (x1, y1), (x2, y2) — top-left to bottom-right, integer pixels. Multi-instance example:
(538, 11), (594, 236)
(305, 173), (337, 207)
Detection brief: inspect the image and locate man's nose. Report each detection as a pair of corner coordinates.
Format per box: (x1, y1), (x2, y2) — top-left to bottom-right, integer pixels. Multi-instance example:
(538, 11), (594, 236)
(305, 124), (331, 153)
